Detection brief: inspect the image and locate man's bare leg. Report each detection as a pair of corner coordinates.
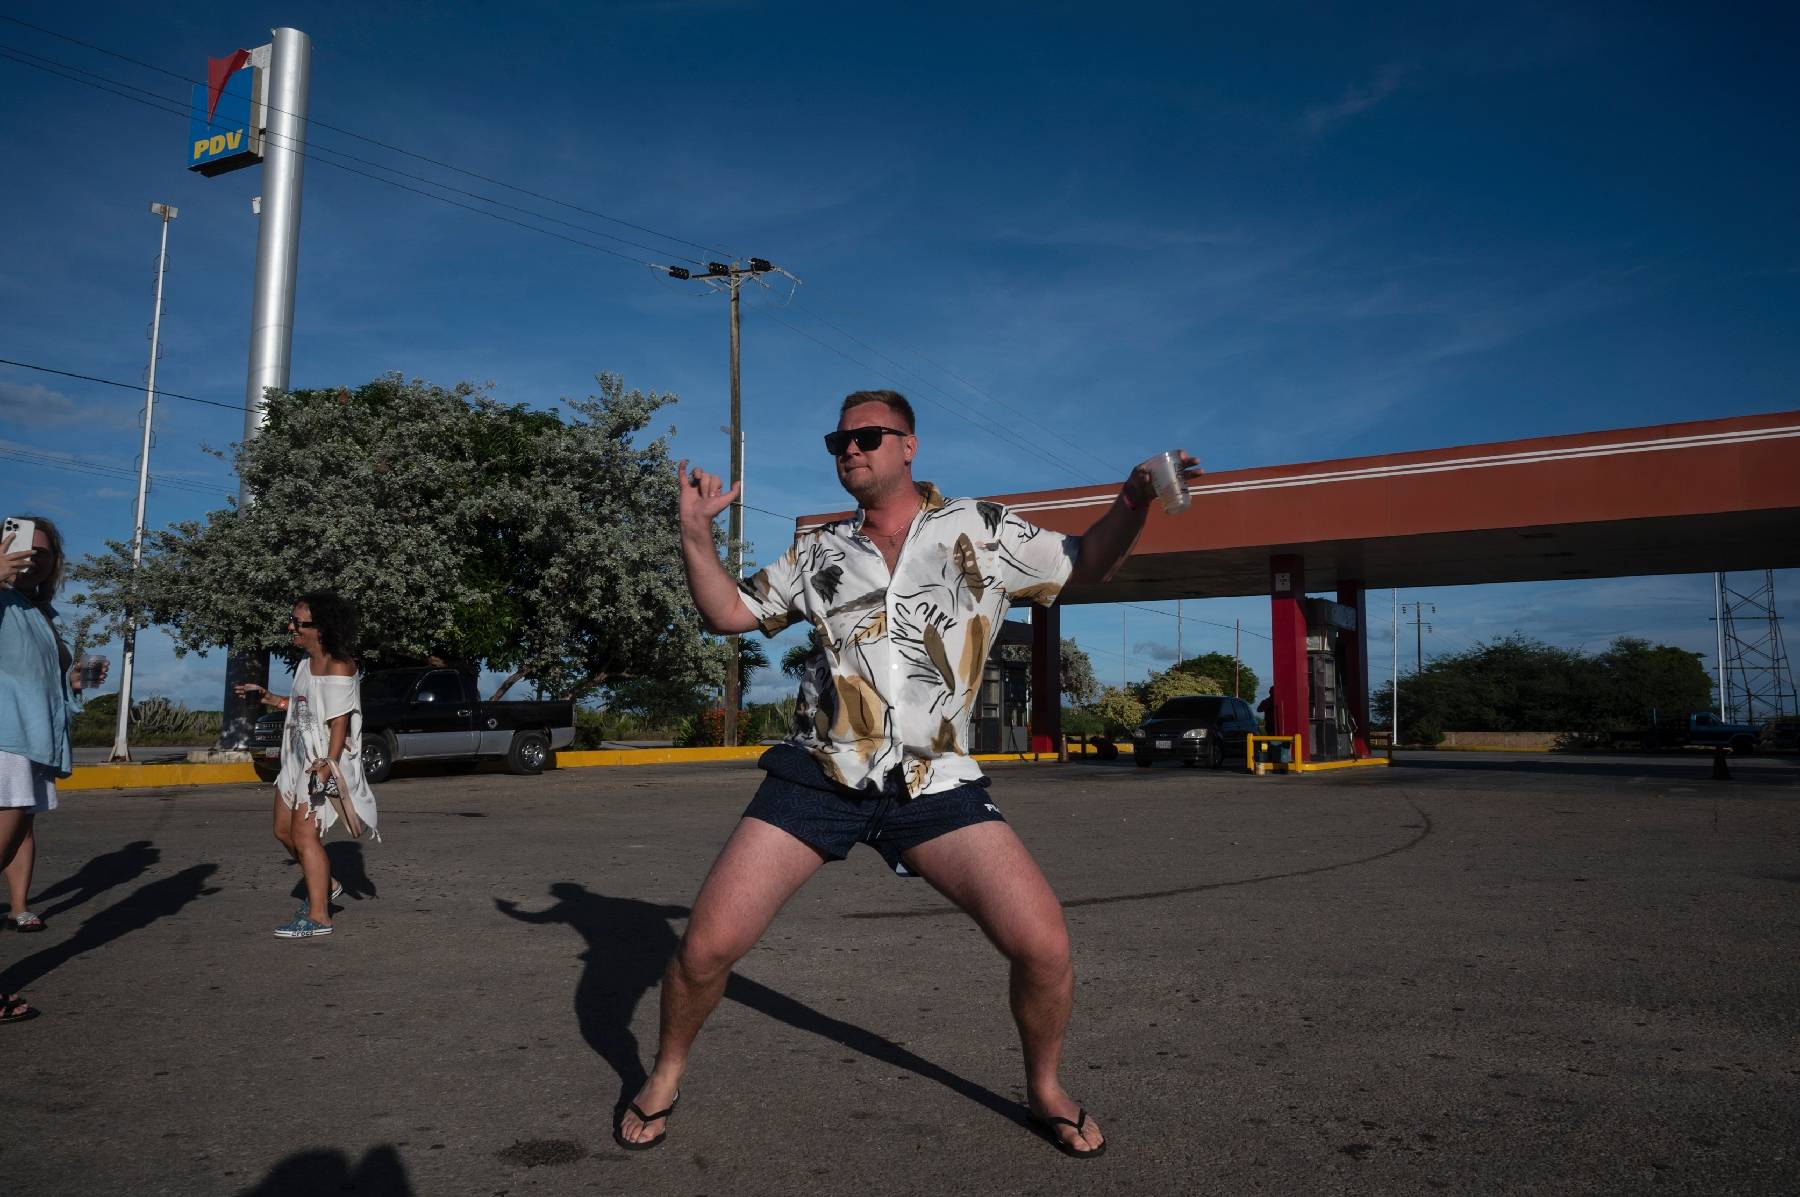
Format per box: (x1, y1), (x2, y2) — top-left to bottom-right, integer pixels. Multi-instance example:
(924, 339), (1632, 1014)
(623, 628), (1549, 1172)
(901, 821), (1105, 1155)
(616, 817), (828, 1146)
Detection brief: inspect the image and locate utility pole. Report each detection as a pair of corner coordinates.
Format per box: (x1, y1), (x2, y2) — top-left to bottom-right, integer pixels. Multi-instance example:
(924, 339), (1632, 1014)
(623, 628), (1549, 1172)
(1391, 589), (1399, 736)
(1401, 601), (1436, 676)
(1233, 618), (1241, 697)
(1713, 573), (1726, 718)
(1176, 600), (1183, 663)
(111, 202), (178, 762)
(666, 258), (778, 746)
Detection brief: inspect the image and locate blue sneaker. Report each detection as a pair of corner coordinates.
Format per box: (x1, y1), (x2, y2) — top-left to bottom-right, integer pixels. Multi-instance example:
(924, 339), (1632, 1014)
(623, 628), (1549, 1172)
(273, 914), (333, 939)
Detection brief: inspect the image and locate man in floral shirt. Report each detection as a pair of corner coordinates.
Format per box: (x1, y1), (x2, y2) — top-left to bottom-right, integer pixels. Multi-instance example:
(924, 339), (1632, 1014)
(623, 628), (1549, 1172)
(615, 389), (1196, 1159)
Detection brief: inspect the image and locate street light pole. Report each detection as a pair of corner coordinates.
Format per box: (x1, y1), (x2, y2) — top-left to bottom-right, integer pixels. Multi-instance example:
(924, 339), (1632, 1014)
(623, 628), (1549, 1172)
(112, 202), (178, 762)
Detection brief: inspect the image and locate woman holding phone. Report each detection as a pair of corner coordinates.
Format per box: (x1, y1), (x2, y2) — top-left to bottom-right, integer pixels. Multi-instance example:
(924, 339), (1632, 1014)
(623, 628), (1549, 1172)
(0, 515), (105, 1022)
(234, 592), (379, 939)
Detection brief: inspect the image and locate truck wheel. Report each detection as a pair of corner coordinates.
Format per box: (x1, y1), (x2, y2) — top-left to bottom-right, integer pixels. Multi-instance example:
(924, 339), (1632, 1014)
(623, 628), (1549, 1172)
(252, 756), (280, 783)
(1730, 735), (1756, 756)
(508, 730), (549, 775)
(1207, 738), (1226, 770)
(360, 732), (394, 784)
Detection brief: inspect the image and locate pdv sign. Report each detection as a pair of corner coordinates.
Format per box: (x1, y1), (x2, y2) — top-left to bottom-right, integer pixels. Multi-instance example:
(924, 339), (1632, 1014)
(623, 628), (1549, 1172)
(188, 50), (263, 176)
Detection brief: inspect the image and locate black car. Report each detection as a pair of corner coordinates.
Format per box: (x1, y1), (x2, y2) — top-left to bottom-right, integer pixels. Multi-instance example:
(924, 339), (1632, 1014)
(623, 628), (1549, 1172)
(1130, 694), (1260, 769)
(249, 666), (575, 783)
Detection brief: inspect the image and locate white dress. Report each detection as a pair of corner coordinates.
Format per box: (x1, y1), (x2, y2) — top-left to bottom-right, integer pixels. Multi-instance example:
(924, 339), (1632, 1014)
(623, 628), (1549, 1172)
(274, 659), (380, 841)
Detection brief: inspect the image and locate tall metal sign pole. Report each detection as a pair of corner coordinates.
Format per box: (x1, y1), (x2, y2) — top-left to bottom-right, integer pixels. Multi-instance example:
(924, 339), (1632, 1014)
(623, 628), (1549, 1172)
(218, 27), (312, 748)
(663, 258), (778, 747)
(110, 203), (179, 762)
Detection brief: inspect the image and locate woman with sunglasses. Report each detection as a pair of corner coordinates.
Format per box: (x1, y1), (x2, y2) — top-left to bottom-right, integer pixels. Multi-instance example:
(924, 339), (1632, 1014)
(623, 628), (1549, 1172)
(234, 592), (379, 939)
(1, 515), (105, 1022)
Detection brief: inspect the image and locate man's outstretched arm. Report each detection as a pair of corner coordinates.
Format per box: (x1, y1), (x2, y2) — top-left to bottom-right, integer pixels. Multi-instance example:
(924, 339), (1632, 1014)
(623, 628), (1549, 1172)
(1067, 451), (1201, 588)
(678, 459), (764, 634)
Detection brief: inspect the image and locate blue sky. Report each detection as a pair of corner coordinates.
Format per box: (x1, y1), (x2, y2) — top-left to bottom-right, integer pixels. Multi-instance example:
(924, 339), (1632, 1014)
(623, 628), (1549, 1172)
(3, 1), (1797, 715)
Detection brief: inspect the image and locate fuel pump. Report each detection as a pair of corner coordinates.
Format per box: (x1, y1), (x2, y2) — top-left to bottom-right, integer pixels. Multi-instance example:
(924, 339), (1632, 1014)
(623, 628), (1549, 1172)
(975, 621), (1033, 753)
(1304, 598), (1358, 761)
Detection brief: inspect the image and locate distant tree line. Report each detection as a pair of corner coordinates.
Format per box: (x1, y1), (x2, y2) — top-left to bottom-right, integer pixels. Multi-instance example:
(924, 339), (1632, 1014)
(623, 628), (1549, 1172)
(1376, 635), (1711, 744)
(1069, 651), (1261, 737)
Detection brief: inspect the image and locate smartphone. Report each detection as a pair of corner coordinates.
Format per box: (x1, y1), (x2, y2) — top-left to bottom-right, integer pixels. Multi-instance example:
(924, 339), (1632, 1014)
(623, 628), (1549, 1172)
(2, 516), (36, 555)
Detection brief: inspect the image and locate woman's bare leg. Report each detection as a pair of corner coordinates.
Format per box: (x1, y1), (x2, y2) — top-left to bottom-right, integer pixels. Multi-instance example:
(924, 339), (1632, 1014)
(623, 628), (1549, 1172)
(5, 821), (35, 916)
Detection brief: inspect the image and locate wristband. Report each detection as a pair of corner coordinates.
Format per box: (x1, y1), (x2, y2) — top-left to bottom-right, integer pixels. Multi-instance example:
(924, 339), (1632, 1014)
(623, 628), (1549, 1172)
(1119, 487), (1144, 512)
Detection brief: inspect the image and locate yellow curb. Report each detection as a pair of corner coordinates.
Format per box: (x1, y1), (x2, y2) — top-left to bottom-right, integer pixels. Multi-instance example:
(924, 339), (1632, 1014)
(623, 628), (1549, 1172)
(1293, 756), (1392, 772)
(63, 762), (261, 791)
(555, 746), (768, 767)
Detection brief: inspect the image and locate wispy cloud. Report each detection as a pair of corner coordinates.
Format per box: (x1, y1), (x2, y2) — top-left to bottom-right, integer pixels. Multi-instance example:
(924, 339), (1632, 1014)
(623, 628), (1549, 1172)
(1302, 66), (1409, 136)
(0, 379), (83, 427)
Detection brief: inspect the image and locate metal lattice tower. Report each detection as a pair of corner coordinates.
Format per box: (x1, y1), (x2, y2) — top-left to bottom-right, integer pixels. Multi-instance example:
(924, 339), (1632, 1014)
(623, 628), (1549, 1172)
(1715, 571), (1798, 725)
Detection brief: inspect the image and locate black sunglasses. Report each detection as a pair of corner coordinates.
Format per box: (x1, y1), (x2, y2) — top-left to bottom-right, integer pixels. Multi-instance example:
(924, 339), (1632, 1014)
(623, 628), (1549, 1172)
(287, 617), (317, 629)
(824, 425), (910, 456)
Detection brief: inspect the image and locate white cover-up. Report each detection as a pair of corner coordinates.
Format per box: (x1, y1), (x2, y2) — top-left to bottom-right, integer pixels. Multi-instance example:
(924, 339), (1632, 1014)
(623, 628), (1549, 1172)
(274, 659), (380, 841)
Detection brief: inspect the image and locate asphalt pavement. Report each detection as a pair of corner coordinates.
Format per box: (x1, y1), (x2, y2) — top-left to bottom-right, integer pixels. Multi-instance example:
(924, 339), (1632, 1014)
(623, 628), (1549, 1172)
(4, 750), (1796, 1196)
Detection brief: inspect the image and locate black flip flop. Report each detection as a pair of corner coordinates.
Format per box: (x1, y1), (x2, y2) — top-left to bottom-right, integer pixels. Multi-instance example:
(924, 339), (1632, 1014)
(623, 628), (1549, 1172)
(1, 993), (40, 1024)
(612, 1090), (679, 1151)
(1030, 1107), (1106, 1159)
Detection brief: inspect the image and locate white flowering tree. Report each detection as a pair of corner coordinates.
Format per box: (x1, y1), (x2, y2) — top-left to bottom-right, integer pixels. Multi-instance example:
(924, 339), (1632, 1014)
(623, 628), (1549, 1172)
(73, 372), (723, 701)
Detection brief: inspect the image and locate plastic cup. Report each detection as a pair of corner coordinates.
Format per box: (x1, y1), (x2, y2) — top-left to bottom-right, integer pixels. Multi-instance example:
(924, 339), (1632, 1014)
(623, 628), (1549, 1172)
(78, 655), (106, 690)
(1146, 450), (1191, 514)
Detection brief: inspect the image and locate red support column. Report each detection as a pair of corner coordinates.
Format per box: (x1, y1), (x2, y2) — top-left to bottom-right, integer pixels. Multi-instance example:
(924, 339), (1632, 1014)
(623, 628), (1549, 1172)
(1030, 604), (1062, 754)
(1338, 579), (1370, 758)
(1270, 554), (1309, 762)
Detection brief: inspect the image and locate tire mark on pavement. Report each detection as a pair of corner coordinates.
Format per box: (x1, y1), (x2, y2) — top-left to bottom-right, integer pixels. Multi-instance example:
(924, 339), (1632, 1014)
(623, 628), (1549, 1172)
(845, 795), (1434, 920)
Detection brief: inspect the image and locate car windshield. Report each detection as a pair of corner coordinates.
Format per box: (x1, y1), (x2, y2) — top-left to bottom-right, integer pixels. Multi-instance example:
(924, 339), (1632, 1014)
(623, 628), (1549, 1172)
(1152, 696), (1225, 720)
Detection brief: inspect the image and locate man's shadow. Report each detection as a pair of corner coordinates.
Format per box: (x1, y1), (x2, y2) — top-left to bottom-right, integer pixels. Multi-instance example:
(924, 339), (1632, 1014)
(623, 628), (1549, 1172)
(0, 864), (221, 995)
(235, 1145), (411, 1197)
(497, 883), (1027, 1130)
(496, 883), (687, 1104)
(287, 841), (378, 903)
(29, 839), (160, 921)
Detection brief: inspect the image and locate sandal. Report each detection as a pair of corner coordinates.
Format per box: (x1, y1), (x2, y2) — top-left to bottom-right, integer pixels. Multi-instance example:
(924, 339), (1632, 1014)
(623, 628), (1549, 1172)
(10, 912), (44, 933)
(1029, 1107), (1106, 1160)
(1, 993), (40, 1024)
(612, 1090), (680, 1151)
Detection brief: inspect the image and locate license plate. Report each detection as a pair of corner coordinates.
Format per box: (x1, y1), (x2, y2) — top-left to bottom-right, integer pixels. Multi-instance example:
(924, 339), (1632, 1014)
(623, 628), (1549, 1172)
(1155, 739), (1172, 749)
(263, 748), (279, 759)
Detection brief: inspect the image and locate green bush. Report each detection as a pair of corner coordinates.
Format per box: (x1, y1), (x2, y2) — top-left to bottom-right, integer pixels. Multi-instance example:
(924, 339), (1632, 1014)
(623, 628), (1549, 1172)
(1143, 670), (1222, 711)
(1088, 686), (1146, 738)
(1403, 715), (1445, 748)
(1061, 706), (1104, 736)
(70, 693), (220, 746)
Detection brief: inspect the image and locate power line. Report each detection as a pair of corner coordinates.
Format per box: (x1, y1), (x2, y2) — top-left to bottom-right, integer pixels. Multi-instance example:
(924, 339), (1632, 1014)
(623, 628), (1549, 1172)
(0, 356), (246, 412)
(0, 444), (230, 498)
(0, 47), (667, 269)
(0, 15), (736, 263)
(756, 307), (1117, 487)
(785, 298), (1121, 483)
(1122, 602), (1272, 640)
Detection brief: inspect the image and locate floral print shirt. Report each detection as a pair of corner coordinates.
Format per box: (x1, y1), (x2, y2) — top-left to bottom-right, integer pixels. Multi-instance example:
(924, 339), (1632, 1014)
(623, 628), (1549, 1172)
(738, 482), (1079, 798)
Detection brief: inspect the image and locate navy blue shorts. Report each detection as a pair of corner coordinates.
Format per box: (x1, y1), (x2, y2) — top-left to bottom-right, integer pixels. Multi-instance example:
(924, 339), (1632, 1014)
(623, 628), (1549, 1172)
(744, 743), (1005, 876)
